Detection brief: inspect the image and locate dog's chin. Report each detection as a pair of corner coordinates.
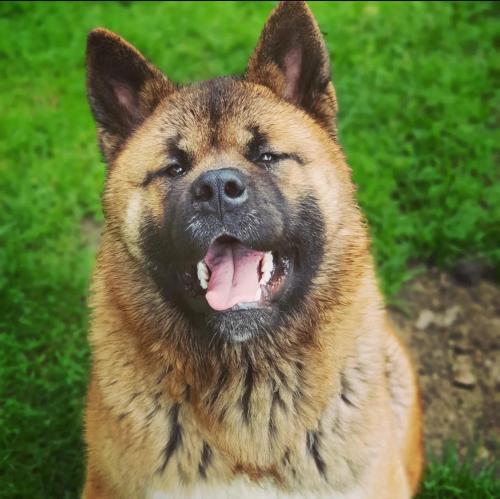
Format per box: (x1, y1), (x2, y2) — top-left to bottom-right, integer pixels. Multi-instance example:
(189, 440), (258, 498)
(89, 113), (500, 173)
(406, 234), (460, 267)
(205, 308), (276, 343)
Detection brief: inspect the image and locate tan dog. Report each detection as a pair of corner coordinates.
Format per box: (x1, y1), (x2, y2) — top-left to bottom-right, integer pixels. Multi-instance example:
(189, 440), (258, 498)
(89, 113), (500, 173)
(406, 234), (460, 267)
(83, 2), (423, 498)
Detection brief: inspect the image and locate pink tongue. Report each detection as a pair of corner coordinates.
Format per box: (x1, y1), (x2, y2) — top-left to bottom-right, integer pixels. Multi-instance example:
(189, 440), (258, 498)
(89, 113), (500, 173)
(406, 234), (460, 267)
(204, 239), (264, 311)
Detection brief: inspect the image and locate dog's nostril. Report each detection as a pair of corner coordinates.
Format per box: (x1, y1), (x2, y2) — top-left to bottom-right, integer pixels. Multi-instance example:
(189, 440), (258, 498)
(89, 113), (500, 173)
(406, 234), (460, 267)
(196, 183), (213, 202)
(224, 180), (245, 199)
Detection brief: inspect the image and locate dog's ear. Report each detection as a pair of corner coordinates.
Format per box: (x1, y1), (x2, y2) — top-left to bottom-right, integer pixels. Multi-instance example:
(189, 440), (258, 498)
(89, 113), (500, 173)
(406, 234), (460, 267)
(86, 28), (175, 163)
(246, 1), (337, 137)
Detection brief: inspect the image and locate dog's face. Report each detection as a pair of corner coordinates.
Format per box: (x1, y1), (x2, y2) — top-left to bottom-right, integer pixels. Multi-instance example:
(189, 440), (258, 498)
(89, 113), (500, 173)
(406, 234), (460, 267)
(87, 2), (364, 344)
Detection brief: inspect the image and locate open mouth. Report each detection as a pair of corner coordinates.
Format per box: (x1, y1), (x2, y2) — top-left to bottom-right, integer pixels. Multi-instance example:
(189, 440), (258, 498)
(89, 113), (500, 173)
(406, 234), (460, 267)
(192, 236), (291, 312)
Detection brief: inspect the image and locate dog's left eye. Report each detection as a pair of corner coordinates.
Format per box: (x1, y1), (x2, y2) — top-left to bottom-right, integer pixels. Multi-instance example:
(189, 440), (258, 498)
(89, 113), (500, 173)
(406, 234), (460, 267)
(258, 152), (278, 165)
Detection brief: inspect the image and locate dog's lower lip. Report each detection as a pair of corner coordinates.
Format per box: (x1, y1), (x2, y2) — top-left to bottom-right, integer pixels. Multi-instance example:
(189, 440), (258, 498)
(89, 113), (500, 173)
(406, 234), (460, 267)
(222, 301), (272, 312)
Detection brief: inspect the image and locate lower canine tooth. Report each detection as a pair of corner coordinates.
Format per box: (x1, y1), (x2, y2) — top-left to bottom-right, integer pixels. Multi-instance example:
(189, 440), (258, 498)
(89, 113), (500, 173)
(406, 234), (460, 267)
(263, 252), (273, 272)
(260, 270), (271, 285)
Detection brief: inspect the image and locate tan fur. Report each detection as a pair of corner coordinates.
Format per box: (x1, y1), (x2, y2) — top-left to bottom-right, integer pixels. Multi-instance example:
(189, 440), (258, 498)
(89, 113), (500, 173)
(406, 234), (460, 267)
(83, 2), (423, 498)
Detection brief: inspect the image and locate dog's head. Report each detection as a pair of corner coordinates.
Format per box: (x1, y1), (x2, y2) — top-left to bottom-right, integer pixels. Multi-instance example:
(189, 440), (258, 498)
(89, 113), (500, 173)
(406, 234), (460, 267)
(86, 2), (367, 345)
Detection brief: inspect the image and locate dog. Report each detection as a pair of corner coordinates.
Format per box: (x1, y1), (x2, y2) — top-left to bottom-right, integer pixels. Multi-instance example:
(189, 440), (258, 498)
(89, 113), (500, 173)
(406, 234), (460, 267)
(82, 2), (423, 498)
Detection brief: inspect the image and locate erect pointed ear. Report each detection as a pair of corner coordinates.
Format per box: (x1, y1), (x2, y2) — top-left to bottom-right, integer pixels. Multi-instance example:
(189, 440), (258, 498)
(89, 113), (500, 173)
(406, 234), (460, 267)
(246, 1), (337, 137)
(86, 28), (175, 162)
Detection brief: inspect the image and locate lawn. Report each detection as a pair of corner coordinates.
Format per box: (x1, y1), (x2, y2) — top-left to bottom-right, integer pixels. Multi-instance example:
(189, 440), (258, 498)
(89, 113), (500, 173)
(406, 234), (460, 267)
(0, 1), (498, 497)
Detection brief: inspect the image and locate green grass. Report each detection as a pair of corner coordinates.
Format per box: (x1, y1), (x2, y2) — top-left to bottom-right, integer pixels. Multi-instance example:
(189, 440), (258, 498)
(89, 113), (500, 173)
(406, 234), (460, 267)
(0, 1), (498, 497)
(419, 445), (499, 499)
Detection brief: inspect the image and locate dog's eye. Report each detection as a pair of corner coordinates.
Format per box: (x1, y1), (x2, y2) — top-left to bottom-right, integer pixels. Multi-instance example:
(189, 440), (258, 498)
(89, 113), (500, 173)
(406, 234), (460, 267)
(165, 163), (186, 178)
(258, 152), (278, 165)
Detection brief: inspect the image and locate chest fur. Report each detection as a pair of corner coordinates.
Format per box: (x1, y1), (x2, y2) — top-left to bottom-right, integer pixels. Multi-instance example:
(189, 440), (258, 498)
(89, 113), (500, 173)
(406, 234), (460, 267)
(93, 346), (384, 498)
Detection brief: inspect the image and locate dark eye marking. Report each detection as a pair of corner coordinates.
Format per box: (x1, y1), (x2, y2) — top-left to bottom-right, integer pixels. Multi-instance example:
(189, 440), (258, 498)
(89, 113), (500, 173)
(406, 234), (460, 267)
(245, 125), (305, 168)
(246, 126), (269, 161)
(165, 137), (192, 168)
(142, 136), (192, 186)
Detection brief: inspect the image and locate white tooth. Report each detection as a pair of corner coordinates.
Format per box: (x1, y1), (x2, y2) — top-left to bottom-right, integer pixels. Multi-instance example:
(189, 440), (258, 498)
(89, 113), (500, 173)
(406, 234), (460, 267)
(260, 270), (271, 285)
(197, 261), (209, 278)
(197, 261), (209, 289)
(266, 251), (274, 269)
(260, 252), (274, 285)
(261, 251), (274, 275)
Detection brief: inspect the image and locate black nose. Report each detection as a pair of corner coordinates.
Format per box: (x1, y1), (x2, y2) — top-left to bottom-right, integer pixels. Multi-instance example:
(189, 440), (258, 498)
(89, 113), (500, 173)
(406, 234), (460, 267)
(191, 168), (248, 215)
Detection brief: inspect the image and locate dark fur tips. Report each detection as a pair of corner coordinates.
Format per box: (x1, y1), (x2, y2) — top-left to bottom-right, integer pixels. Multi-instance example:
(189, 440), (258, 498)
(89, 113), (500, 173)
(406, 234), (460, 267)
(198, 441), (213, 479)
(157, 404), (183, 474)
(306, 430), (327, 478)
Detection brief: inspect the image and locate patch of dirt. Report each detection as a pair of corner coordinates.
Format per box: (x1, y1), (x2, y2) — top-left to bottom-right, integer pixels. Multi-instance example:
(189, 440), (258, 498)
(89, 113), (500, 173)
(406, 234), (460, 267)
(390, 269), (500, 460)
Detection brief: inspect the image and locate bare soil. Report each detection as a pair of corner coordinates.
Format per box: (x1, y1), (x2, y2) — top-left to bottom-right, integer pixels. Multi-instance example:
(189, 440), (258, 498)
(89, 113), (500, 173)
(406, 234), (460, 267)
(390, 268), (499, 461)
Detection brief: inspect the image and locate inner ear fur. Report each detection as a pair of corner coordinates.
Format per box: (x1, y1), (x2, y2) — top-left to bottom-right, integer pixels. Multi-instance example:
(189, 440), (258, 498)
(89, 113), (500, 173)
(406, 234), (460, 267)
(246, 1), (337, 137)
(86, 28), (175, 163)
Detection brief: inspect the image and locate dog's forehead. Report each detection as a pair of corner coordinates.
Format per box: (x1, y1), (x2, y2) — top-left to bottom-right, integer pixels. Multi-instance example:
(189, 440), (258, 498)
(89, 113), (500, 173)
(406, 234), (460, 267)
(155, 77), (298, 151)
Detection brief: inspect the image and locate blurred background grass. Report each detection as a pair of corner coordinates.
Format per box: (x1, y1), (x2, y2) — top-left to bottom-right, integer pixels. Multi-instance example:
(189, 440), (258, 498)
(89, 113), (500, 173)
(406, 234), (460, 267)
(0, 1), (498, 497)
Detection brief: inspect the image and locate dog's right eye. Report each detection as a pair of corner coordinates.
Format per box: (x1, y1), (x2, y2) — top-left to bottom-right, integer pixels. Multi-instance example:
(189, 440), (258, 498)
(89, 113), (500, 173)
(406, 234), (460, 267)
(257, 152), (279, 168)
(165, 163), (186, 178)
